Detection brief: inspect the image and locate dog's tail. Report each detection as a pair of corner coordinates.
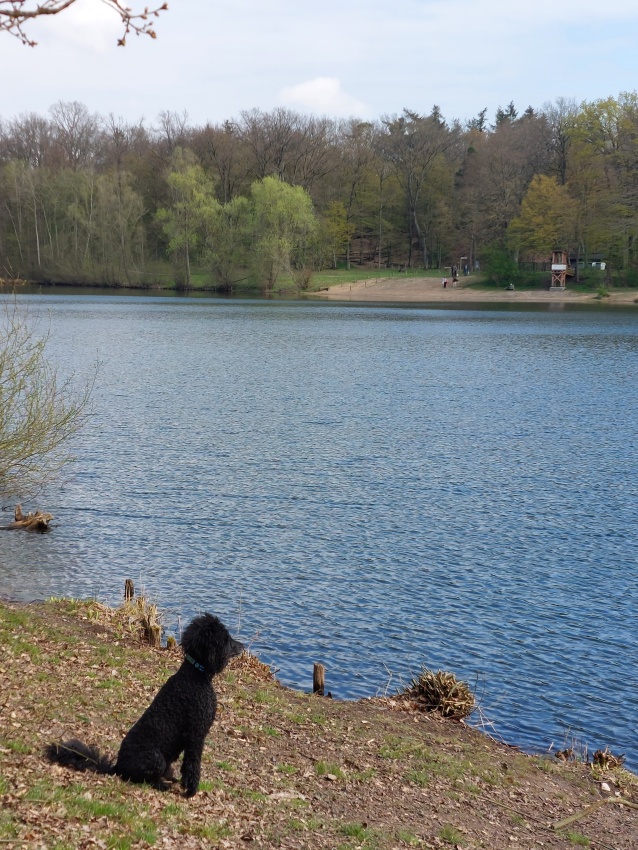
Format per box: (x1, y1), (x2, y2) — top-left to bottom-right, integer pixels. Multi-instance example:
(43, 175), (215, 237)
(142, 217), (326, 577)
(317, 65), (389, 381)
(45, 738), (115, 775)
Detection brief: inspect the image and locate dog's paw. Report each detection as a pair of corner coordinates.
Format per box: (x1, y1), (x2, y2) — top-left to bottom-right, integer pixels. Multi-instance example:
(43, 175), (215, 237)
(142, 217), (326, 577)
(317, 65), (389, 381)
(181, 774), (199, 797)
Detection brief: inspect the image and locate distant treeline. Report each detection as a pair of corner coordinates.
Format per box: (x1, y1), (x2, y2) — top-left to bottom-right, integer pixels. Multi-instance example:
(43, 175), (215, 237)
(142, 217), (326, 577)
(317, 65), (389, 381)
(1, 95), (637, 289)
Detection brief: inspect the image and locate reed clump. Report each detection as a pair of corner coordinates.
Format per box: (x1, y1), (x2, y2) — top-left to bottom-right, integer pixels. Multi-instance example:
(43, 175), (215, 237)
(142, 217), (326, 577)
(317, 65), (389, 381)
(402, 667), (475, 720)
(118, 596), (162, 648)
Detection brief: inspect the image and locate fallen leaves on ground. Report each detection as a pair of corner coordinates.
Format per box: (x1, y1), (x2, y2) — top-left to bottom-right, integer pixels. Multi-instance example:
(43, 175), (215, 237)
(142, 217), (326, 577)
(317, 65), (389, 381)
(1, 599), (636, 850)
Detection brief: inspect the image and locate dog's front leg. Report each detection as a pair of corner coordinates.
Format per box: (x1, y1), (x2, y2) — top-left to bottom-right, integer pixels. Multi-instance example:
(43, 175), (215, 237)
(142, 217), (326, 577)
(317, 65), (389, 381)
(180, 741), (204, 797)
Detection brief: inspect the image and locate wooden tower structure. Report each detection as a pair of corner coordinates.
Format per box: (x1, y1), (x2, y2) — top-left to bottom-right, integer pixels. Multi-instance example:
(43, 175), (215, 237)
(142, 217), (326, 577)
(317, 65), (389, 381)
(550, 249), (568, 291)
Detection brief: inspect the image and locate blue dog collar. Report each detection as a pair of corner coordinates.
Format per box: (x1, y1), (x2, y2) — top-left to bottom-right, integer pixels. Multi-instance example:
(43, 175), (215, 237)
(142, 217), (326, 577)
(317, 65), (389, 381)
(185, 654), (206, 673)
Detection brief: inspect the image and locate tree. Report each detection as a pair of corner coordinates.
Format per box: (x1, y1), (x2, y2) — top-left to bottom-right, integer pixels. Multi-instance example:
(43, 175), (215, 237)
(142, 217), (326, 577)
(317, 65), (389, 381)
(377, 109), (455, 268)
(208, 194), (251, 289)
(481, 245), (520, 287)
(322, 201), (354, 268)
(91, 171), (146, 285)
(572, 93), (638, 273)
(494, 101), (518, 126)
(456, 112), (552, 251)
(49, 101), (99, 170)
(0, 111), (54, 167)
(250, 176), (318, 289)
(467, 108), (488, 133)
(0, 0), (167, 46)
(542, 97), (578, 185)
(191, 120), (250, 204)
(0, 302), (93, 500)
(509, 174), (577, 256)
(156, 148), (220, 288)
(238, 108), (334, 188)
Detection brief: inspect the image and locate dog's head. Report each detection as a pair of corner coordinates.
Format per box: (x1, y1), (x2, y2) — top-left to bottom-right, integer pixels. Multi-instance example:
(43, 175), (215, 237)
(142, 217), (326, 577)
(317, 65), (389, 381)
(181, 613), (244, 676)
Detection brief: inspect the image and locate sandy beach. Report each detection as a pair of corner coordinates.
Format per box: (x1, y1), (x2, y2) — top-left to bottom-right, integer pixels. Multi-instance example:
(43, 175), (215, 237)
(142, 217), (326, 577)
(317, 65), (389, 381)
(312, 276), (638, 305)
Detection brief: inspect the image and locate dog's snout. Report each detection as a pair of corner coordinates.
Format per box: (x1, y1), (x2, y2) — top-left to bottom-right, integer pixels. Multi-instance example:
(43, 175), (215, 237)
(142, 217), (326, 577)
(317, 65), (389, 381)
(231, 638), (244, 657)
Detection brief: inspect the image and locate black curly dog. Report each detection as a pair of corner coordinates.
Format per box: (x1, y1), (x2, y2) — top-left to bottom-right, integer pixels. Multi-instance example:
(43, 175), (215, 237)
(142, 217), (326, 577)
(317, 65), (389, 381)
(46, 613), (243, 797)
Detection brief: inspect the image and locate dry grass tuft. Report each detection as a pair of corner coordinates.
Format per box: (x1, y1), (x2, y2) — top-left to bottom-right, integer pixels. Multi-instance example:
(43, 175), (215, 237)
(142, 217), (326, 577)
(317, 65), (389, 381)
(129, 596), (162, 647)
(94, 596), (163, 647)
(593, 747), (626, 771)
(232, 649), (278, 681)
(402, 667), (475, 719)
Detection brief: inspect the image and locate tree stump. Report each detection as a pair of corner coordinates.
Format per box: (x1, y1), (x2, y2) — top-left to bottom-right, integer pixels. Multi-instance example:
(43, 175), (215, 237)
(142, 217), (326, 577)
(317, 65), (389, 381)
(145, 623), (162, 648)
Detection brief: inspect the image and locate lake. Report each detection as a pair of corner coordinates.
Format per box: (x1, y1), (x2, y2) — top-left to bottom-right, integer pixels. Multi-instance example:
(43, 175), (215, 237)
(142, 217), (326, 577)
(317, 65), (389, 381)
(1, 291), (636, 769)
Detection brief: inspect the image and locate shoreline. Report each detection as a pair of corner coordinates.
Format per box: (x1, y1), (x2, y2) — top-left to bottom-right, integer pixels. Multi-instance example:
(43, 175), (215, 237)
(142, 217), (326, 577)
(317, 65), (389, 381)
(3, 591), (635, 768)
(7, 276), (638, 305)
(311, 276), (638, 305)
(2, 597), (637, 849)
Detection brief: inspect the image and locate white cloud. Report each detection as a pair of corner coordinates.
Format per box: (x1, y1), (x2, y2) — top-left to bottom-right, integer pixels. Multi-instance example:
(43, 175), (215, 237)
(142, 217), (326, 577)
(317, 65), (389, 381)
(2, 0), (638, 125)
(280, 77), (369, 118)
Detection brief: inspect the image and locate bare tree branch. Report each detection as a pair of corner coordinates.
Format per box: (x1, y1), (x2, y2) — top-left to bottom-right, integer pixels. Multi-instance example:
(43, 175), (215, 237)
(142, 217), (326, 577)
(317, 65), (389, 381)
(0, 0), (168, 47)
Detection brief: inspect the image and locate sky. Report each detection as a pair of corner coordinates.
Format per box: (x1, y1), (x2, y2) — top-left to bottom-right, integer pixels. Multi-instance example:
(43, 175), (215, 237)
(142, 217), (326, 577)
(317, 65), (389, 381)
(2, 0), (638, 127)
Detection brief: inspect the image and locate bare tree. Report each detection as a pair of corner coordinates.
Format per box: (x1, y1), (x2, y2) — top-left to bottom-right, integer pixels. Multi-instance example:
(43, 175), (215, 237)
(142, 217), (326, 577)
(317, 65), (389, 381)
(0, 301), (94, 500)
(239, 108), (300, 181)
(99, 114), (150, 172)
(0, 0), (168, 46)
(153, 110), (191, 160)
(191, 121), (250, 204)
(0, 112), (54, 167)
(238, 109), (339, 192)
(49, 101), (100, 170)
(541, 97), (579, 185)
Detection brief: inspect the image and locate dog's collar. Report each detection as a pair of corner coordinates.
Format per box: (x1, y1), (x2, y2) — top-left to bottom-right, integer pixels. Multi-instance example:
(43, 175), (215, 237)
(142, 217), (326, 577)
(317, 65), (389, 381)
(185, 654), (206, 674)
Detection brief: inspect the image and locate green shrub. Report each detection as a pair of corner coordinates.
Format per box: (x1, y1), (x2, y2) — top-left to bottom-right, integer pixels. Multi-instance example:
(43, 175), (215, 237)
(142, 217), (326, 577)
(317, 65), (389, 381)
(481, 246), (521, 287)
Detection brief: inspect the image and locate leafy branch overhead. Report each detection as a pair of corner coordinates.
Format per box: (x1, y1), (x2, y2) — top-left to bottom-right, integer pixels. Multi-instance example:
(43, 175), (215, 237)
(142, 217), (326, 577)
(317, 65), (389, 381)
(0, 0), (168, 47)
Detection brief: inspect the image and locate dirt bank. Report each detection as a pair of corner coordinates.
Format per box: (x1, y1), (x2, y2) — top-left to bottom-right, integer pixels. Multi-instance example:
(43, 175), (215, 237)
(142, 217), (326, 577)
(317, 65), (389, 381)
(1, 599), (636, 849)
(312, 277), (638, 305)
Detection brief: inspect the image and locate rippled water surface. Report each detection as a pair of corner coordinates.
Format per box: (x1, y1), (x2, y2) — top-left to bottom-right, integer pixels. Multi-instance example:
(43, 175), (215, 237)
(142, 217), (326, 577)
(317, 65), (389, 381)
(1, 294), (637, 767)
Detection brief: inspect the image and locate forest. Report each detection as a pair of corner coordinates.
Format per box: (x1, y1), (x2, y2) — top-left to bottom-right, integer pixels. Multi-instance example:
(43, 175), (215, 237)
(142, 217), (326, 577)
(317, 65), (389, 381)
(1, 94), (637, 291)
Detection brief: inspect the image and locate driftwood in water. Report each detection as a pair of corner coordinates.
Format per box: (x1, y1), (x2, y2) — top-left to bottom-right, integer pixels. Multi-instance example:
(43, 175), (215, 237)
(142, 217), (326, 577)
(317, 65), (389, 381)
(2, 504), (54, 532)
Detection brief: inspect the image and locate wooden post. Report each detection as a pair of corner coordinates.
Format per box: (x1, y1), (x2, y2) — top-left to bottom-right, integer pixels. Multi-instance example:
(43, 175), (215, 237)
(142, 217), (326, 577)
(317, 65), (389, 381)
(124, 579), (135, 602)
(313, 662), (325, 696)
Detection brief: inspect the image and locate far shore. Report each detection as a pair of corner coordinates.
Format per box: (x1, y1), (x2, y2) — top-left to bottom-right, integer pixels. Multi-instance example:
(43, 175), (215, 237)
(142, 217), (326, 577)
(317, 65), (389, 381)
(312, 276), (638, 305)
